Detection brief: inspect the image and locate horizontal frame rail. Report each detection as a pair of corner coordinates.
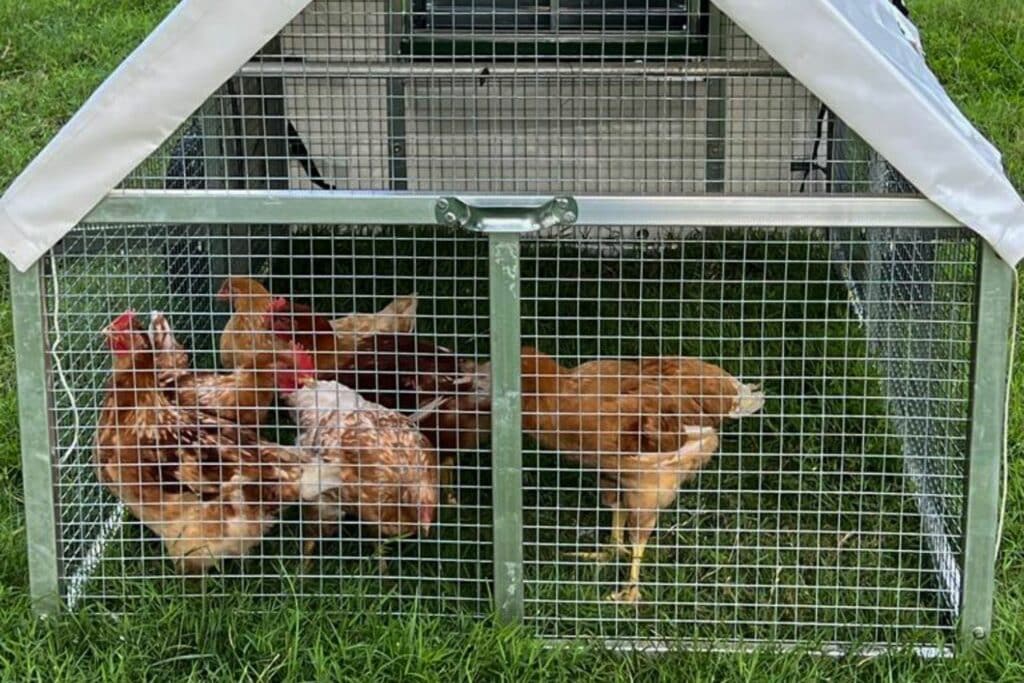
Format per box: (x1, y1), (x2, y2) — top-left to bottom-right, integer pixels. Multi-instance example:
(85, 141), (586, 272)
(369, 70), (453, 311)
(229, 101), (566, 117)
(87, 191), (961, 228)
(238, 60), (786, 79)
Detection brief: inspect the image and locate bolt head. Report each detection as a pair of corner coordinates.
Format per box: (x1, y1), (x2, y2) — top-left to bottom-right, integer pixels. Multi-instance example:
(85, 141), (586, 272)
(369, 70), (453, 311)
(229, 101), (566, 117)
(443, 211), (458, 224)
(972, 626), (987, 640)
(563, 211), (577, 223)
(556, 197), (570, 208)
(436, 198), (449, 211)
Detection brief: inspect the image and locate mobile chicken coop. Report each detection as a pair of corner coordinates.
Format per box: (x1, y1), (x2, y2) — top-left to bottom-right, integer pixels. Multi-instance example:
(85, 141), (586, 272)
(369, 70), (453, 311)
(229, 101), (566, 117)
(2, 0), (1022, 656)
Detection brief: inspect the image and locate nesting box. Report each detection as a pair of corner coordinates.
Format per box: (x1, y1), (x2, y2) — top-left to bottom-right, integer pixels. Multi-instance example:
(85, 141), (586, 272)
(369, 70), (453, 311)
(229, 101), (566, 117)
(2, 0), (1020, 656)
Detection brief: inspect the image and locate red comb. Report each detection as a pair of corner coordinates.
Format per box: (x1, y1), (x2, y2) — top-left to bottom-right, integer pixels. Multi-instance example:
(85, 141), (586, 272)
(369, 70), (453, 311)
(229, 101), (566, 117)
(290, 343), (316, 377)
(269, 297), (289, 313)
(109, 310), (136, 332)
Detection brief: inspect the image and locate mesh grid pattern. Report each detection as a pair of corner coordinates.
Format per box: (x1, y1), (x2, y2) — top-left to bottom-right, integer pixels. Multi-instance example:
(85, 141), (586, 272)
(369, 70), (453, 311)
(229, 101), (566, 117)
(31, 0), (978, 654)
(44, 223), (975, 650)
(119, 1), (911, 196)
(47, 224), (494, 614)
(519, 228), (974, 646)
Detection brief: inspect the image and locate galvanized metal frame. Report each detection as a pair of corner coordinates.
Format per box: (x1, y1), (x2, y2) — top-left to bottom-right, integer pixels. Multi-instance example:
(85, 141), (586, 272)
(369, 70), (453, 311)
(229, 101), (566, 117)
(236, 61), (785, 79)
(61, 185), (992, 638)
(10, 262), (60, 616)
(960, 241), (1014, 647)
(488, 232), (525, 623)
(25, 2), (1005, 650)
(87, 191), (961, 228)
(704, 3), (726, 193)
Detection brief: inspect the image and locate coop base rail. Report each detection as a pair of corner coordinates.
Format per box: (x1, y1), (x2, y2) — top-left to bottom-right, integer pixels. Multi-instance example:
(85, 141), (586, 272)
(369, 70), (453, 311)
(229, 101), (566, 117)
(87, 191), (961, 228)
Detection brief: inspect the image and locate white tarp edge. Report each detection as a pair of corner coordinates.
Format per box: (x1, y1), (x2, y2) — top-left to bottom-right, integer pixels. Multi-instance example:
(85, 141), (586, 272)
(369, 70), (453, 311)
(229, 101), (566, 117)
(1, 0), (1022, 270)
(0, 0), (311, 272)
(714, 0), (1024, 266)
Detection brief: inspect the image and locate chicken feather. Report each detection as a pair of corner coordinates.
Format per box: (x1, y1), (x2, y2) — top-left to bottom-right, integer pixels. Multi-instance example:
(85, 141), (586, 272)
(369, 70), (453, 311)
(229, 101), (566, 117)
(95, 310), (342, 572)
(270, 297), (491, 504)
(284, 378), (439, 555)
(519, 346), (764, 603)
(148, 310), (313, 426)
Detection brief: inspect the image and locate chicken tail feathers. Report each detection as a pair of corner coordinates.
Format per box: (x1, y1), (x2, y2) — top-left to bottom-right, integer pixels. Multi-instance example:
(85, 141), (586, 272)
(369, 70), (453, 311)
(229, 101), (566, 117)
(409, 395), (449, 424)
(728, 382), (765, 419)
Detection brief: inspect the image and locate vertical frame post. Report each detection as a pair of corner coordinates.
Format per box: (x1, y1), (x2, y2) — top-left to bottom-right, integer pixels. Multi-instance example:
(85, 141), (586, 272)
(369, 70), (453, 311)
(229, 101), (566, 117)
(960, 241), (1014, 646)
(704, 1), (726, 193)
(488, 233), (525, 623)
(10, 262), (60, 615)
(387, 0), (409, 190)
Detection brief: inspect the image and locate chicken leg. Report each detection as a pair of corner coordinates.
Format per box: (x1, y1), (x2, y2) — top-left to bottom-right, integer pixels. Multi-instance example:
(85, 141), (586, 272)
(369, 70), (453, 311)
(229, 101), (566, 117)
(606, 426), (720, 603)
(565, 508), (631, 562)
(607, 537), (649, 604)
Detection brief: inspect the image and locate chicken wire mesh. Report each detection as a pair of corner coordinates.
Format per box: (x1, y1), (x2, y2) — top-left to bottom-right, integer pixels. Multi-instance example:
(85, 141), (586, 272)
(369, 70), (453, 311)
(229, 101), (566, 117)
(40, 221), (977, 652)
(119, 0), (901, 200)
(15, 0), (1001, 657)
(45, 224), (495, 614)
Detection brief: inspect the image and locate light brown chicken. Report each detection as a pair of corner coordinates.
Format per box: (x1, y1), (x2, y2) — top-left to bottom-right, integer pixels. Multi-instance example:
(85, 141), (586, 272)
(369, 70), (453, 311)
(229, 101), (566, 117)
(283, 377), (439, 557)
(270, 300), (491, 506)
(218, 277), (419, 369)
(148, 310), (313, 426)
(217, 277), (290, 370)
(327, 294), (418, 350)
(95, 310), (342, 572)
(520, 347), (764, 603)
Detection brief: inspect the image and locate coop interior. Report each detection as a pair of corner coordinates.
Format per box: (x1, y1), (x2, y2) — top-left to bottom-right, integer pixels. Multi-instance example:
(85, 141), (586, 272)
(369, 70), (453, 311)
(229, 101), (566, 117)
(40, 1), (980, 652)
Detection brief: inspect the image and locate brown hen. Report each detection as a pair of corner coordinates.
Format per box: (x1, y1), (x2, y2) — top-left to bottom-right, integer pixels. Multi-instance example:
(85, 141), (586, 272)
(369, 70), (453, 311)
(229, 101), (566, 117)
(217, 277), (290, 369)
(284, 377), (439, 557)
(148, 310), (313, 426)
(270, 298), (490, 504)
(520, 347), (764, 603)
(95, 311), (342, 572)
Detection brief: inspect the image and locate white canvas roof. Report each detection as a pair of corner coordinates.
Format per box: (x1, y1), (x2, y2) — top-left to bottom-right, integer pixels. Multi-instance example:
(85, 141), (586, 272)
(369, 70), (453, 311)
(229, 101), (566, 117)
(1, 0), (1022, 271)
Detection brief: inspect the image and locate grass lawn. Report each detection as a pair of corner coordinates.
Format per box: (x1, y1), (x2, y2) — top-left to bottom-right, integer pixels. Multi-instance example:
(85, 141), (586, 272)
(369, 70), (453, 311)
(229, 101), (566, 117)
(1, 0), (1024, 680)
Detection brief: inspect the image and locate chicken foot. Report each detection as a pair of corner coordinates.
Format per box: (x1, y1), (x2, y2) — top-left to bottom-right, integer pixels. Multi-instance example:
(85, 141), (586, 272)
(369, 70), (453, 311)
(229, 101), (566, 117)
(300, 507), (341, 566)
(371, 532), (415, 573)
(606, 537), (649, 604)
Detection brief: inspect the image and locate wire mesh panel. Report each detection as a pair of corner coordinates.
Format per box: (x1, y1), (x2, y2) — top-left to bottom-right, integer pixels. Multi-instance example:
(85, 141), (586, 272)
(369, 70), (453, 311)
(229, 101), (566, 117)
(118, 1), (911, 198)
(520, 226), (976, 650)
(44, 223), (493, 615)
(23, 0), (997, 656)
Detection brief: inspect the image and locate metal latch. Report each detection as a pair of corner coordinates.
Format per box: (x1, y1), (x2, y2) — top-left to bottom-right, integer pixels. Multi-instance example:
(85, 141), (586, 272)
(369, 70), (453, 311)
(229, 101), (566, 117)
(436, 196), (578, 234)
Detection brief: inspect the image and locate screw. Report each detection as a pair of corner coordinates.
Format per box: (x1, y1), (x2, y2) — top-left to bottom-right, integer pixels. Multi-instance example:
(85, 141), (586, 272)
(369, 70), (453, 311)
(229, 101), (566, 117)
(436, 198), (449, 211)
(972, 626), (987, 640)
(443, 211), (458, 225)
(556, 197), (570, 208)
(563, 211), (577, 223)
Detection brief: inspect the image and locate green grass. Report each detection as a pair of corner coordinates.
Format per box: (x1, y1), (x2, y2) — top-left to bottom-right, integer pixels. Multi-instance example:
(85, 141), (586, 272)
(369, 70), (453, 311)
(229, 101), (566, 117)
(1, 0), (1024, 680)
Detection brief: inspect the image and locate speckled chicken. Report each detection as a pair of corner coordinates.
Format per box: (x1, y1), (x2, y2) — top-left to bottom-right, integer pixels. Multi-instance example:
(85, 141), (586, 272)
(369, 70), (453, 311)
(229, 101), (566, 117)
(148, 310), (312, 426)
(94, 310), (343, 572)
(270, 298), (490, 503)
(520, 347), (765, 603)
(283, 377), (439, 556)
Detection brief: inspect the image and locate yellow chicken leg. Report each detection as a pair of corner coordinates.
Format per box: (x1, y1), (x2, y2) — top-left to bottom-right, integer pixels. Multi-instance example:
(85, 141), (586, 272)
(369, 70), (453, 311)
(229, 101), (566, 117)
(565, 508), (631, 562)
(607, 537), (648, 604)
